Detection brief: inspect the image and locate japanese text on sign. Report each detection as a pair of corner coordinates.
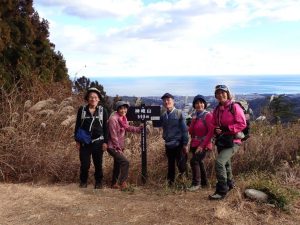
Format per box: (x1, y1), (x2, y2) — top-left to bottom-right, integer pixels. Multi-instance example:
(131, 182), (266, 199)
(127, 106), (160, 122)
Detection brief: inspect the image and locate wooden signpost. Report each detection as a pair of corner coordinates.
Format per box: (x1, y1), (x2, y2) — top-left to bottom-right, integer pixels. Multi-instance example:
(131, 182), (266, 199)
(127, 104), (161, 184)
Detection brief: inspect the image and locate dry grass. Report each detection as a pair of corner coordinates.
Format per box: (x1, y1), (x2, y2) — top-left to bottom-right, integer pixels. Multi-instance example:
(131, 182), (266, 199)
(1, 183), (300, 225)
(1, 87), (300, 188)
(233, 122), (300, 174)
(1, 88), (300, 224)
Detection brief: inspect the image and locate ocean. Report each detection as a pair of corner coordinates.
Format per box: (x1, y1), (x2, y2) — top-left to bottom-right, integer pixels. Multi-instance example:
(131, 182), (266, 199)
(94, 75), (300, 97)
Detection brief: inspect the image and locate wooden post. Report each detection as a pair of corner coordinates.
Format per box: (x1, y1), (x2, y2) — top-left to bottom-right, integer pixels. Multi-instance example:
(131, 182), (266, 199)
(141, 119), (147, 184)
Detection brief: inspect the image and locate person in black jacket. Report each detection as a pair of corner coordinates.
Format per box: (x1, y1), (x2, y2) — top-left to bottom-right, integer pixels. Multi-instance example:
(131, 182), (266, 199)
(74, 87), (108, 189)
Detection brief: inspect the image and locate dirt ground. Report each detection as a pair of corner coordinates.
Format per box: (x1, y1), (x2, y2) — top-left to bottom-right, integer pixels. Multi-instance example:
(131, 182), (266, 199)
(0, 183), (299, 225)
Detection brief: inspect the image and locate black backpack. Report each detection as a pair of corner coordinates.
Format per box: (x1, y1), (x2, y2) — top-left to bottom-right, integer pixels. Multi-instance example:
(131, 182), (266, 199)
(80, 105), (103, 127)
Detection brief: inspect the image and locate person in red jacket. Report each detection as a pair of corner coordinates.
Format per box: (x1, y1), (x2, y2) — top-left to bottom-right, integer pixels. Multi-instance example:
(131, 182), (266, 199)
(187, 95), (214, 191)
(209, 85), (246, 200)
(107, 101), (142, 190)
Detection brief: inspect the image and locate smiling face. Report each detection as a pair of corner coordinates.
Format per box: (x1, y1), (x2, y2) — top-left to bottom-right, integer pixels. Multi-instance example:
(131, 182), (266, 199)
(194, 100), (205, 112)
(163, 97), (174, 111)
(87, 92), (100, 107)
(215, 90), (229, 104)
(117, 105), (128, 116)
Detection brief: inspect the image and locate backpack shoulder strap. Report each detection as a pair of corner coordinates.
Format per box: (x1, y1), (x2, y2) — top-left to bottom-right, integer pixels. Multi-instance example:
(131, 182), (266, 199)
(230, 101), (246, 115)
(229, 102), (235, 115)
(215, 104), (222, 127)
(161, 110), (167, 120)
(175, 109), (183, 120)
(200, 111), (208, 122)
(80, 105), (87, 126)
(200, 111), (208, 133)
(97, 106), (103, 126)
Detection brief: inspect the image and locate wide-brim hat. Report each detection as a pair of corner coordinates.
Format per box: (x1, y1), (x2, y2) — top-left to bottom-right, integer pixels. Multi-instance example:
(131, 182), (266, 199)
(193, 95), (207, 108)
(84, 87), (102, 101)
(115, 101), (130, 110)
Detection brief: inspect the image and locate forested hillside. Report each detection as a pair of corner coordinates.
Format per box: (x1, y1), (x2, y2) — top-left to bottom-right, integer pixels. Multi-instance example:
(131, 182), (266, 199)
(0, 0), (69, 91)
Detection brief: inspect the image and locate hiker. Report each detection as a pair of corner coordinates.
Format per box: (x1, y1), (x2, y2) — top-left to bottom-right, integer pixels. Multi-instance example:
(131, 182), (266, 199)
(74, 87), (109, 189)
(107, 101), (143, 190)
(187, 95), (214, 191)
(209, 85), (246, 200)
(160, 93), (189, 186)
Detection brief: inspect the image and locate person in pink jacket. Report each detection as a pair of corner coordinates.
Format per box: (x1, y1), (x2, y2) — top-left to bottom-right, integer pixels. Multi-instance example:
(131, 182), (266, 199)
(108, 101), (142, 190)
(209, 85), (246, 200)
(187, 95), (214, 191)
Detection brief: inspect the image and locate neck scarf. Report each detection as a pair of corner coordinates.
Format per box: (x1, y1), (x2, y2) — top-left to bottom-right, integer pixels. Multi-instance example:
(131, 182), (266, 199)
(118, 114), (129, 129)
(196, 110), (206, 119)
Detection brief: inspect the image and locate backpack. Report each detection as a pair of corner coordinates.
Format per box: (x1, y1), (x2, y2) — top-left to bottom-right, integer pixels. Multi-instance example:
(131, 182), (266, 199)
(229, 100), (251, 141)
(175, 108), (183, 121)
(76, 105), (104, 144)
(80, 105), (103, 129)
(162, 108), (183, 120)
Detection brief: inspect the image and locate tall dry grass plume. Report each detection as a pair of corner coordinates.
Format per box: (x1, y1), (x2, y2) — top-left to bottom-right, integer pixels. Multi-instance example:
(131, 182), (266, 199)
(1, 85), (300, 190)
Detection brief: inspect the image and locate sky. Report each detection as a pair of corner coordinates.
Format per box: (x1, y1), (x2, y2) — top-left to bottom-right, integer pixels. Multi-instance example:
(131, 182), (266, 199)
(33, 0), (300, 96)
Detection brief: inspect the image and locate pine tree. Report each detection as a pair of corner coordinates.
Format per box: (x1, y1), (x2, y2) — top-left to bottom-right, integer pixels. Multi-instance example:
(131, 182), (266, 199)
(269, 95), (296, 123)
(0, 0), (69, 90)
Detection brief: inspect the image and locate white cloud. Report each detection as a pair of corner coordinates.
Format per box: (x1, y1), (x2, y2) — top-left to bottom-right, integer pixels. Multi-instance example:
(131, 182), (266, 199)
(34, 0), (300, 77)
(37, 0), (143, 18)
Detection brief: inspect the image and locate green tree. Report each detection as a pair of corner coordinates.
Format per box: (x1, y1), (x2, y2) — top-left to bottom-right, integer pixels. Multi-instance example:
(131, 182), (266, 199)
(73, 76), (91, 93)
(73, 76), (111, 112)
(0, 0), (69, 91)
(269, 95), (296, 123)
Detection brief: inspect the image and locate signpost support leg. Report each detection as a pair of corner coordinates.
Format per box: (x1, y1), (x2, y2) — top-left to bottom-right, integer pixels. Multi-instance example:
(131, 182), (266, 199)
(127, 105), (160, 185)
(141, 120), (147, 184)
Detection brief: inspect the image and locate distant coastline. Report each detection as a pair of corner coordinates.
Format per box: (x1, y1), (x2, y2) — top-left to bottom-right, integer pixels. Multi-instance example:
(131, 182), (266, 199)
(93, 75), (300, 97)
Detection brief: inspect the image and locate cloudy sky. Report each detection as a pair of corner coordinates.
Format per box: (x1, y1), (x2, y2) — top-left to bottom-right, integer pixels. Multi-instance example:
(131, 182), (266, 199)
(33, 0), (300, 80)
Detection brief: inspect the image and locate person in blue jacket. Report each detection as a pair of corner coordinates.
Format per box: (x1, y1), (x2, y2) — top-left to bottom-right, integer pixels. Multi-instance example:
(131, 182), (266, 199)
(160, 93), (189, 186)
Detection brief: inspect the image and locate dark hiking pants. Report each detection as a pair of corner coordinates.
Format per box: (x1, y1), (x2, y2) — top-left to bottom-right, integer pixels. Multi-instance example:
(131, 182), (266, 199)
(108, 148), (129, 185)
(79, 141), (104, 184)
(190, 147), (208, 186)
(165, 144), (187, 184)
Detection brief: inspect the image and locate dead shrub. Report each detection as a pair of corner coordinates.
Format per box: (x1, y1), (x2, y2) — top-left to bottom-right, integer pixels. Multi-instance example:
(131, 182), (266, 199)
(1, 85), (300, 186)
(232, 122), (300, 174)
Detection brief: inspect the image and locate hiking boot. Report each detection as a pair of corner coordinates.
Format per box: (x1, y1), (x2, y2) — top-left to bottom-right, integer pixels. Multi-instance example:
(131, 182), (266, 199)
(208, 192), (226, 200)
(111, 183), (120, 189)
(94, 182), (103, 189)
(187, 185), (201, 192)
(120, 182), (128, 191)
(79, 182), (87, 188)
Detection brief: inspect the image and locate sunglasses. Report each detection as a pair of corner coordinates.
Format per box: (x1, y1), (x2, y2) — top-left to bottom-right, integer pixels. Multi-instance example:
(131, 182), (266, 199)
(215, 85), (228, 89)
